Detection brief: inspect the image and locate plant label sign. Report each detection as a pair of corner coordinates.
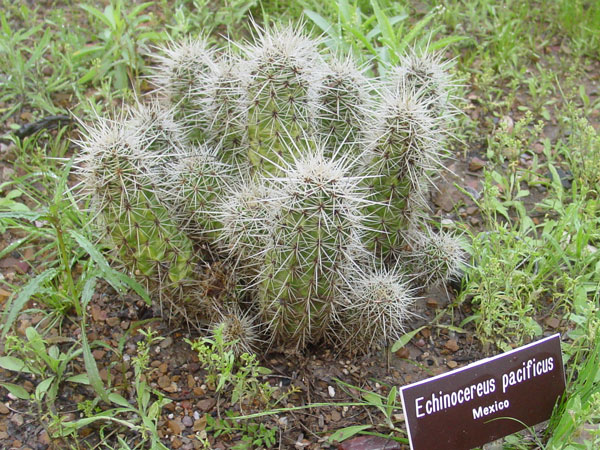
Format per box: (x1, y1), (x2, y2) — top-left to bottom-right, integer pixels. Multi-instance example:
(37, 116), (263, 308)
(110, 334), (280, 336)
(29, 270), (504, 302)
(400, 334), (565, 450)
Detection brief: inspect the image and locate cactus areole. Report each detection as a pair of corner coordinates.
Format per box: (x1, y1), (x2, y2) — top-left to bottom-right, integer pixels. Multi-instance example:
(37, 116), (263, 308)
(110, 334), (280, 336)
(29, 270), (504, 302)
(76, 24), (467, 353)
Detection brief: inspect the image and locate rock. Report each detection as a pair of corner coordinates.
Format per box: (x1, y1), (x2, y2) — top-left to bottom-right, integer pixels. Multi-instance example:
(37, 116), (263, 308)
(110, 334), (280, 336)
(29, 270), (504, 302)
(432, 182), (461, 212)
(192, 386), (205, 396)
(42, 65), (54, 76)
(395, 347), (410, 359)
(193, 416), (207, 432)
(196, 398), (216, 412)
(92, 349), (106, 360)
(572, 423), (600, 444)
(468, 156), (486, 171)
(337, 435), (402, 450)
(168, 419), (183, 435)
(10, 414), (24, 426)
(330, 410), (341, 422)
(447, 360), (458, 369)
(0, 403), (8, 414)
(160, 336), (173, 348)
(545, 317), (560, 329)
(444, 339), (460, 353)
(0, 257), (29, 274)
(106, 316), (120, 327)
(328, 386), (335, 398)
(158, 375), (172, 389)
(171, 437), (183, 449)
(182, 415), (193, 428)
(0, 288), (11, 303)
(38, 429), (51, 445)
(499, 115), (514, 133)
(426, 298), (439, 309)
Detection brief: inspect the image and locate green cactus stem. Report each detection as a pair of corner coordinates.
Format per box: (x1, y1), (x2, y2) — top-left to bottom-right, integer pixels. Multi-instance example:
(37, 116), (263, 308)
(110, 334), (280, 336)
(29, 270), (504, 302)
(361, 84), (442, 261)
(318, 56), (371, 157)
(240, 25), (324, 175)
(258, 149), (366, 349)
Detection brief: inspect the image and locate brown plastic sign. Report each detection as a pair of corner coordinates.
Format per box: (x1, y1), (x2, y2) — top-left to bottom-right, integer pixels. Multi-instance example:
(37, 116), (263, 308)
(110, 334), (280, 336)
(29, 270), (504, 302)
(400, 334), (565, 450)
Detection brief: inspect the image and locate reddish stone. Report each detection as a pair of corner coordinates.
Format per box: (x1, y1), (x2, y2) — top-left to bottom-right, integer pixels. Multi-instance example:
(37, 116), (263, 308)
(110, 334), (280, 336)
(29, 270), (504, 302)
(338, 436), (402, 450)
(469, 156), (486, 171)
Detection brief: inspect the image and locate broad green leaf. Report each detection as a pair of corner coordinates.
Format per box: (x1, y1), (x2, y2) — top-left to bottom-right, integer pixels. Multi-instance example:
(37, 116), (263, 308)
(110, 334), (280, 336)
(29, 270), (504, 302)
(0, 382), (30, 400)
(338, 0), (351, 23)
(35, 376), (55, 401)
(110, 270), (151, 305)
(345, 26), (378, 57)
(81, 276), (97, 310)
(2, 268), (58, 338)
(66, 373), (90, 384)
(371, 0), (395, 49)
(0, 356), (34, 374)
(387, 386), (398, 409)
(81, 326), (110, 403)
(366, 14), (407, 40)
(436, 324), (468, 334)
(328, 424), (372, 443)
(0, 211), (43, 221)
(362, 391), (383, 407)
(391, 326), (426, 352)
(108, 393), (131, 408)
(79, 67), (98, 85)
(69, 230), (150, 303)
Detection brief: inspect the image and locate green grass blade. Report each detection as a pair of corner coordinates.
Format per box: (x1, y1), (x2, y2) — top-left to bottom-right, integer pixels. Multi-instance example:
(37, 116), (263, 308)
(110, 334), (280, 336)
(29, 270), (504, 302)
(304, 9), (336, 39)
(79, 4), (113, 28)
(396, 9), (438, 56)
(0, 237), (30, 260)
(2, 268), (58, 338)
(328, 424), (372, 443)
(370, 0), (396, 52)
(81, 320), (110, 404)
(428, 35), (469, 52)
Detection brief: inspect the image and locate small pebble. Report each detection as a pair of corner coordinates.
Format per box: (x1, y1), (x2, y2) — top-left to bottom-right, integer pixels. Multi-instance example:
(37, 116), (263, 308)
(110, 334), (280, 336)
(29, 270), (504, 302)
(10, 414), (24, 426)
(328, 386), (335, 398)
(469, 156), (486, 171)
(160, 336), (173, 348)
(182, 415), (193, 428)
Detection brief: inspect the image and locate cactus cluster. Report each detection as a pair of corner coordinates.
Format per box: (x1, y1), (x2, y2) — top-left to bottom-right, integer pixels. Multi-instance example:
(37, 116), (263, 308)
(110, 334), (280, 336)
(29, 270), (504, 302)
(76, 25), (467, 354)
